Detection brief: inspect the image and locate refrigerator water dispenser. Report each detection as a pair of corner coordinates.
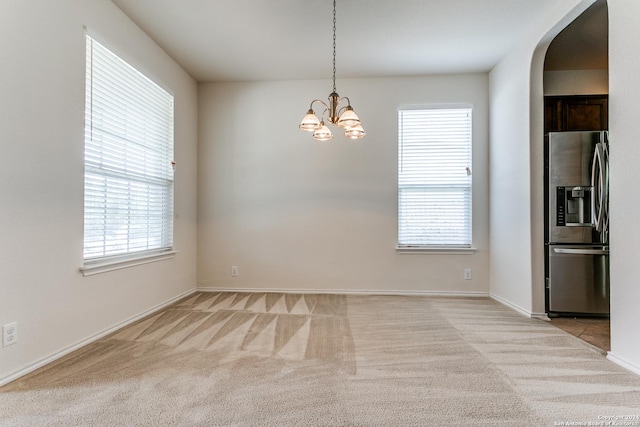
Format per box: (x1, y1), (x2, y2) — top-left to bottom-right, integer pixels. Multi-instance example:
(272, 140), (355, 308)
(556, 186), (593, 227)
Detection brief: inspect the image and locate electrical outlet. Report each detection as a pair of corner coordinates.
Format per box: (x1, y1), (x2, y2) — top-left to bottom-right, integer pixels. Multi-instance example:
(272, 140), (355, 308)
(464, 268), (472, 280)
(231, 266), (238, 277)
(3, 322), (18, 347)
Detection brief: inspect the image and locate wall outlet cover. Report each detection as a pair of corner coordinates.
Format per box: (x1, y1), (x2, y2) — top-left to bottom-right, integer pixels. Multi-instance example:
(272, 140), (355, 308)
(3, 322), (18, 347)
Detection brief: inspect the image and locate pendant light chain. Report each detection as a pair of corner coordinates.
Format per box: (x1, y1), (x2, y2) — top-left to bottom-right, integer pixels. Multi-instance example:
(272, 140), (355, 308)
(332, 0), (337, 93)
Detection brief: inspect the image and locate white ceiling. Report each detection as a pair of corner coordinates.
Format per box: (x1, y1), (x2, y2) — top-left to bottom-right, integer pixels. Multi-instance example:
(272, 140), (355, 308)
(111, 0), (605, 83)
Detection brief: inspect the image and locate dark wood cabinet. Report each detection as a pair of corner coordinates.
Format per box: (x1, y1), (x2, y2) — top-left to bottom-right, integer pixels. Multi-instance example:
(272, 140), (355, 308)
(544, 95), (608, 133)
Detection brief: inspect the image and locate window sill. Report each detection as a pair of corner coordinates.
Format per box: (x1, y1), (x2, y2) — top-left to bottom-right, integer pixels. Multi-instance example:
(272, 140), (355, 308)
(396, 246), (477, 255)
(80, 250), (177, 276)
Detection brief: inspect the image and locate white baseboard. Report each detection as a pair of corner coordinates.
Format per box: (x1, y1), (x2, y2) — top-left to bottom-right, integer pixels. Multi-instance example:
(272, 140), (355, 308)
(490, 293), (535, 318)
(196, 285), (489, 298)
(0, 289), (196, 388)
(607, 352), (640, 376)
(531, 312), (551, 321)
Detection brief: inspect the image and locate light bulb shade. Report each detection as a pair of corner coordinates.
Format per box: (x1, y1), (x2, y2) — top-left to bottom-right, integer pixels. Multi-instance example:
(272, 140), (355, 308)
(337, 107), (361, 129)
(344, 124), (366, 139)
(313, 122), (333, 141)
(299, 109), (321, 132)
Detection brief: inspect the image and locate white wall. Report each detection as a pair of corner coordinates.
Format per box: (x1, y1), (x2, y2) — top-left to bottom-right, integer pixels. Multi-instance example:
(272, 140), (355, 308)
(0, 0), (198, 383)
(488, 50), (535, 314)
(488, 0), (595, 316)
(198, 75), (489, 294)
(607, 0), (640, 374)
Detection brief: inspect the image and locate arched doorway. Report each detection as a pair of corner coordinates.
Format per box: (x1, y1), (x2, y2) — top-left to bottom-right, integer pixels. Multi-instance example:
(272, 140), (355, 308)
(542, 0), (610, 351)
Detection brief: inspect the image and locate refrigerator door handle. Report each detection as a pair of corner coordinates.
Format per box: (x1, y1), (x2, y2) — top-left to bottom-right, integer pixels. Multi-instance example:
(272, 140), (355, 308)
(601, 136), (609, 242)
(553, 248), (609, 255)
(591, 143), (605, 232)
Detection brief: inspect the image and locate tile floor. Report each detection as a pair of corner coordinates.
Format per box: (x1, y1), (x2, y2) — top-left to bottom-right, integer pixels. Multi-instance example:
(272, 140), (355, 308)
(549, 316), (610, 352)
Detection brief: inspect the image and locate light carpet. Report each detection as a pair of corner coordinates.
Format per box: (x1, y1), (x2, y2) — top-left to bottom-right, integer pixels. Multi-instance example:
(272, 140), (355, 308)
(1, 292), (640, 426)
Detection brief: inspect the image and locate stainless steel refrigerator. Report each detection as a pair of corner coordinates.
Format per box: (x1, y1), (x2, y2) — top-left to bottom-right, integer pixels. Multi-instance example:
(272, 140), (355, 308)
(545, 131), (609, 316)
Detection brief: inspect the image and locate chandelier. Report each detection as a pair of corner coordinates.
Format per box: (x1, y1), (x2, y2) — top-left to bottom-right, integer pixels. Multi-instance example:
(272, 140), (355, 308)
(299, 0), (366, 141)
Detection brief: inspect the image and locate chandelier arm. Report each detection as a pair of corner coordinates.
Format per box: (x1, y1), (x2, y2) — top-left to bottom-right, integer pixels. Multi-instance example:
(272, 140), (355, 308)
(309, 99), (330, 111)
(335, 96), (352, 116)
(316, 105), (330, 122)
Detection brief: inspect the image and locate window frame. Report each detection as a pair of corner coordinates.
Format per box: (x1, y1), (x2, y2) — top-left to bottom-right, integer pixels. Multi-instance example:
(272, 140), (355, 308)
(396, 104), (475, 254)
(81, 33), (176, 276)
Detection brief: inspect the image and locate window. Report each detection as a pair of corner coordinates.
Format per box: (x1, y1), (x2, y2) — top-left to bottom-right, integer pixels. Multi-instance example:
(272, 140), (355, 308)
(83, 35), (174, 266)
(398, 106), (472, 248)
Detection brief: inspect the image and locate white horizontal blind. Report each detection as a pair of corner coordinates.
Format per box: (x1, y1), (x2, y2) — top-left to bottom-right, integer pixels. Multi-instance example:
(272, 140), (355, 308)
(398, 107), (472, 247)
(84, 35), (174, 261)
